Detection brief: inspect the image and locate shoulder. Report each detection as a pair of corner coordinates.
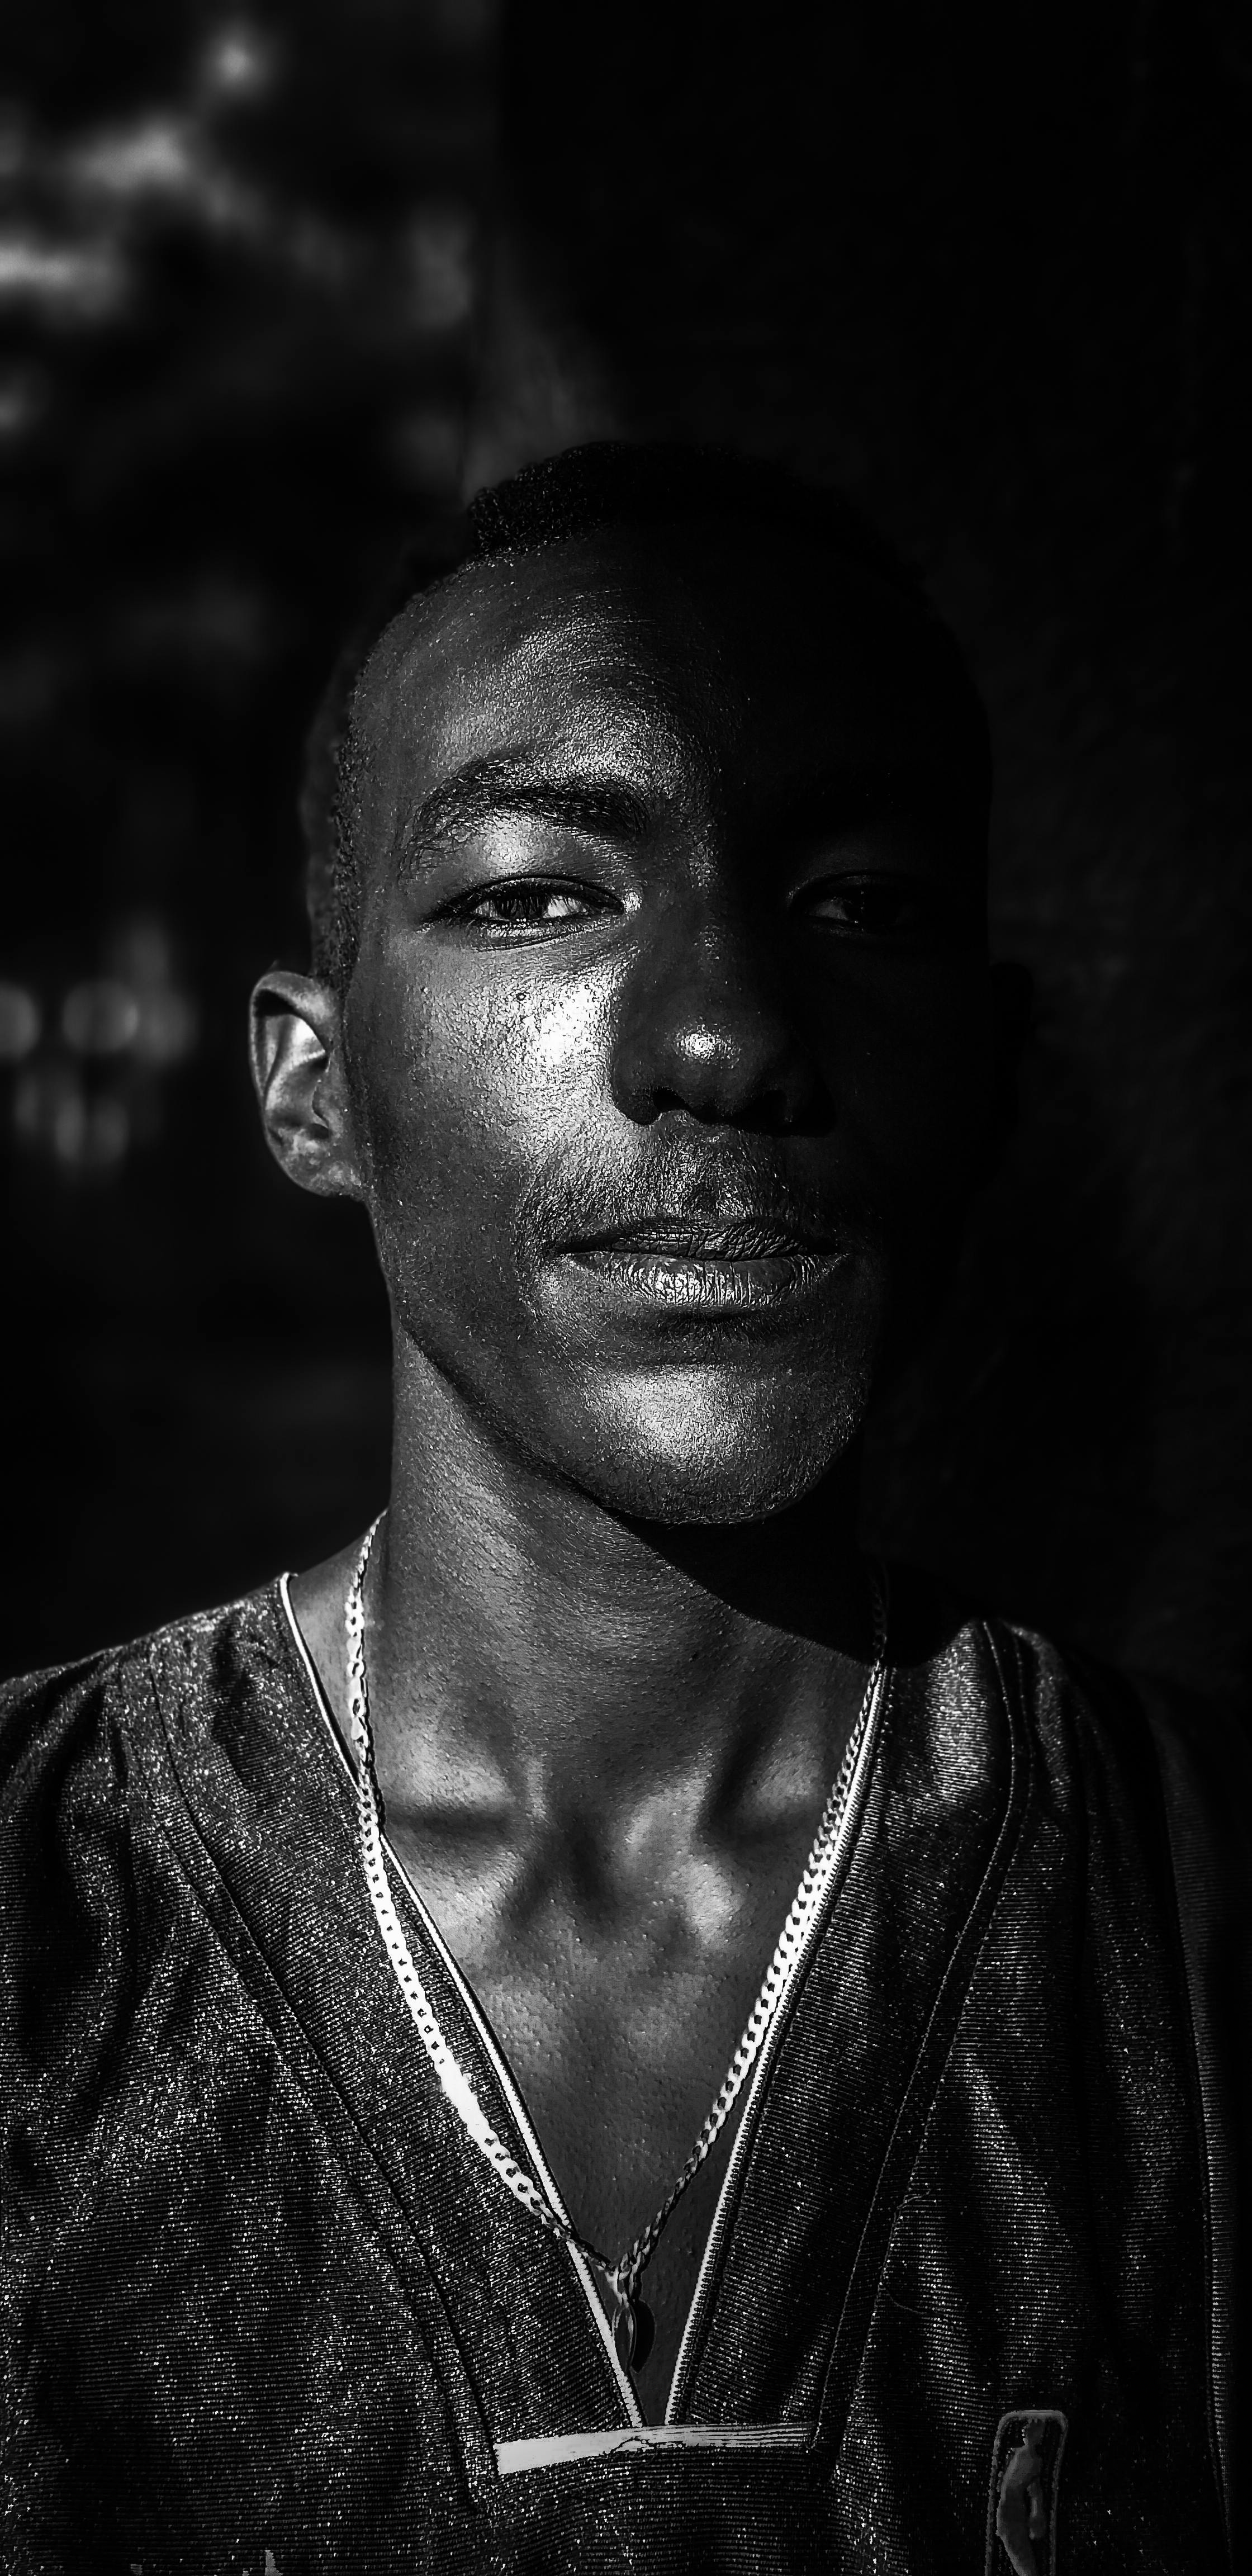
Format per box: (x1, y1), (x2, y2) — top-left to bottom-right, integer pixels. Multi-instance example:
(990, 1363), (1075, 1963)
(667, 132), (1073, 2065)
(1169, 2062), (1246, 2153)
(988, 1612), (1252, 2016)
(0, 1624), (160, 1880)
(998, 1607), (1251, 1897)
(909, 1574), (1251, 2555)
(886, 1560), (1249, 1884)
(0, 1586), (296, 2070)
(990, 1617), (1250, 2563)
(0, 1581), (295, 1787)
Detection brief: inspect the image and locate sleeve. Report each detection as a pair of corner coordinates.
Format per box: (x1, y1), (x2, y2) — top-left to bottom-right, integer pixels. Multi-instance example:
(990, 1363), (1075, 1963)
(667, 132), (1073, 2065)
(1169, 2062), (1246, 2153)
(1140, 1678), (1252, 2576)
(0, 1653), (145, 2575)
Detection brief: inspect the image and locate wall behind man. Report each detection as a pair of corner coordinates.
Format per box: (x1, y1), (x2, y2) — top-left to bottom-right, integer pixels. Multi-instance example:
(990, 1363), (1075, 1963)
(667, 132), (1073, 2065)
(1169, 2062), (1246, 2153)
(2, 1), (1249, 1703)
(480, 0), (1252, 1701)
(0, 0), (492, 1670)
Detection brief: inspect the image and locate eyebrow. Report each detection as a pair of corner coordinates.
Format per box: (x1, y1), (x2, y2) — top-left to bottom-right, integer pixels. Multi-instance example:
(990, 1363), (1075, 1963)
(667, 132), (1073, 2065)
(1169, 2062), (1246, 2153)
(398, 751), (970, 872)
(768, 760), (955, 831)
(403, 758), (653, 853)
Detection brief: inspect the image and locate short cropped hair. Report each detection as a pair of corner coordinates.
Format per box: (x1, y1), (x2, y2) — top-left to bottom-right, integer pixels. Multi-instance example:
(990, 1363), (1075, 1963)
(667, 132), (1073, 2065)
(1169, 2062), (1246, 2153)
(301, 440), (992, 989)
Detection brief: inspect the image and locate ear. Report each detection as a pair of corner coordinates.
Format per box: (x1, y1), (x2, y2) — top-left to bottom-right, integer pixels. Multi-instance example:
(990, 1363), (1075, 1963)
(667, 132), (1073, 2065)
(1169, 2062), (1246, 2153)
(249, 969), (364, 1198)
(984, 958), (1033, 1172)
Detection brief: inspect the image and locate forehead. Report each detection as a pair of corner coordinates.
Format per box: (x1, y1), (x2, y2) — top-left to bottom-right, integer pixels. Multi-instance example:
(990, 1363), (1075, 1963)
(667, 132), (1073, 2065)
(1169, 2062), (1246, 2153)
(351, 525), (962, 832)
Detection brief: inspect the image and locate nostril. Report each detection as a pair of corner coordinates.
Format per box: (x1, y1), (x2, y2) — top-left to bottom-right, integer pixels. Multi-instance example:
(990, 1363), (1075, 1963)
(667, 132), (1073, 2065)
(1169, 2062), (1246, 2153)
(645, 1077), (821, 1137)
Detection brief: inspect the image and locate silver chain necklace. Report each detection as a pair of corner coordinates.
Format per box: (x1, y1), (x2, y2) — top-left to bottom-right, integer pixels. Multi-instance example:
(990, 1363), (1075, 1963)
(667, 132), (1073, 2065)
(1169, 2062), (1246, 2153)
(345, 1513), (888, 2375)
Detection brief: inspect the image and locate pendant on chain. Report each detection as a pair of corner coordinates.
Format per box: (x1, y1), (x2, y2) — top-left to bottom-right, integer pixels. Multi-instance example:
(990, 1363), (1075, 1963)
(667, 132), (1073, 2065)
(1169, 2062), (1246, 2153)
(613, 2290), (655, 2374)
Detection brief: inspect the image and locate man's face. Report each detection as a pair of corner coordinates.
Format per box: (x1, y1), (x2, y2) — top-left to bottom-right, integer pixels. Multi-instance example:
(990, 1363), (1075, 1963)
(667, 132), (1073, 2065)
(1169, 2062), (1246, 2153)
(335, 523), (1003, 1524)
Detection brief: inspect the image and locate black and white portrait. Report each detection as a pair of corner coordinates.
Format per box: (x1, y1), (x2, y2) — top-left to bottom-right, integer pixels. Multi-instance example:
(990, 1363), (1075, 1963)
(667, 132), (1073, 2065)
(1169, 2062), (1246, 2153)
(1, 9), (1248, 2572)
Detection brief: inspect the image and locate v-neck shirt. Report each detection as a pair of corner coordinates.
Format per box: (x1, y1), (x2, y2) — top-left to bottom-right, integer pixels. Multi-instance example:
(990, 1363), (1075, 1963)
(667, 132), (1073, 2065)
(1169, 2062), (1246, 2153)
(278, 1570), (889, 2438)
(0, 1576), (1241, 2572)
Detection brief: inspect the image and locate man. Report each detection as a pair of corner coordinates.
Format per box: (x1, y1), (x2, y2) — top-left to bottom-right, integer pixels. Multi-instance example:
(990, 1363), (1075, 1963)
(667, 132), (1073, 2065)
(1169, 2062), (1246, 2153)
(1, 443), (1247, 2575)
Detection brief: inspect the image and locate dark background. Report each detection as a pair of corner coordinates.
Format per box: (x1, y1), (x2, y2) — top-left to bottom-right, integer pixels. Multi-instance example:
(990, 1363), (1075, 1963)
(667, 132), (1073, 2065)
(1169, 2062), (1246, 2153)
(2, 1), (1249, 1704)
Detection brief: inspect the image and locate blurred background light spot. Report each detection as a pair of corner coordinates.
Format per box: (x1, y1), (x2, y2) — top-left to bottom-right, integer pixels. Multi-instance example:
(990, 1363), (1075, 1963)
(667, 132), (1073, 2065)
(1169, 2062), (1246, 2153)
(110, 917), (200, 1065)
(136, 988), (199, 1067)
(38, 1083), (131, 1175)
(9, 921), (196, 1177)
(405, 205), (475, 330)
(62, 978), (141, 1057)
(0, 232), (127, 322)
(15, 1063), (74, 1150)
(0, 983), (41, 1063)
(80, 1094), (130, 1171)
(69, 116), (196, 203)
(198, 22), (277, 105)
(10, 1062), (129, 1174)
(0, 363), (48, 441)
(65, 114), (267, 246)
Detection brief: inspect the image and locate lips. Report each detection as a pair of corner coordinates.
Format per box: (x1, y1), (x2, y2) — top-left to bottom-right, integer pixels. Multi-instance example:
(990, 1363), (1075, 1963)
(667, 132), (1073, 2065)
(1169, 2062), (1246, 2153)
(575, 1215), (841, 1259)
(564, 1214), (850, 1313)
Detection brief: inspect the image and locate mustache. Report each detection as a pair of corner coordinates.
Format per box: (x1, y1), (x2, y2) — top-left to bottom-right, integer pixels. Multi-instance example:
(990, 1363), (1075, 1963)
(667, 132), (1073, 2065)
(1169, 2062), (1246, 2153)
(513, 1132), (884, 1266)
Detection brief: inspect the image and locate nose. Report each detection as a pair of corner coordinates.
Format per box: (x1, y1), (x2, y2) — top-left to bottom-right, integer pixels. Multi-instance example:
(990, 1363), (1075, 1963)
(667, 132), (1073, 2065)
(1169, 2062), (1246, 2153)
(609, 894), (830, 1133)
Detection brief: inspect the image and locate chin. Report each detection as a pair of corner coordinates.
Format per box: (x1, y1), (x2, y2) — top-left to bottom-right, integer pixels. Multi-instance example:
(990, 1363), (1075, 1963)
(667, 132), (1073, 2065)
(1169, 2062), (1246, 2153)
(564, 1363), (871, 1527)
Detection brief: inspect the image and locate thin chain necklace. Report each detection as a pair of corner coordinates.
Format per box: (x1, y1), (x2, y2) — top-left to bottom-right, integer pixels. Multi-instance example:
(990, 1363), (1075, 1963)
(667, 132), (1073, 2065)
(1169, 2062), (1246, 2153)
(345, 1514), (888, 2376)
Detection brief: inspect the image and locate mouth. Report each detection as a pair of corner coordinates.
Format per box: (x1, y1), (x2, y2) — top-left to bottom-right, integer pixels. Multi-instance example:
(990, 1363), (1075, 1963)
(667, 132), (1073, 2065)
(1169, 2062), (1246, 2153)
(563, 1216), (851, 1314)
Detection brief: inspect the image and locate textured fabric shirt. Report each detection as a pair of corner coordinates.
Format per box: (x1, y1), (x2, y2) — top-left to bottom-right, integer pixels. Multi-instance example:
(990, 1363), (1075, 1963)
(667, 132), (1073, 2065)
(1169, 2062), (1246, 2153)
(1, 1578), (1247, 2575)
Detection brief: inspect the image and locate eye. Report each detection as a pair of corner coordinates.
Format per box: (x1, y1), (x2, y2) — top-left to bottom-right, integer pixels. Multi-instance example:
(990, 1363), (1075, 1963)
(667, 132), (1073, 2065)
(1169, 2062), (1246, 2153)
(796, 875), (941, 939)
(443, 878), (619, 934)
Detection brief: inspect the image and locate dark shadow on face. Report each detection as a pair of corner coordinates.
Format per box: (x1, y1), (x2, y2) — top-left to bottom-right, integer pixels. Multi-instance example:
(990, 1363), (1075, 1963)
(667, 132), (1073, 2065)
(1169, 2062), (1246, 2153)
(860, 1001), (1156, 1668)
(336, 519), (1017, 1537)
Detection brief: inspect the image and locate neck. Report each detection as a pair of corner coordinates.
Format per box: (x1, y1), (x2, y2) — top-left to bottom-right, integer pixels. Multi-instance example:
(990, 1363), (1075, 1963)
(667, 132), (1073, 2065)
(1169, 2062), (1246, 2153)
(364, 1349), (872, 1826)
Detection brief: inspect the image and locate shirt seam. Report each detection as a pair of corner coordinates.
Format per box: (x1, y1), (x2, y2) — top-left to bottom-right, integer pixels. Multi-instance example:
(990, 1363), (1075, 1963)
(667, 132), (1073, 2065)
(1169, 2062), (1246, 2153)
(126, 1609), (497, 2506)
(816, 1613), (1032, 2475)
(1140, 1699), (1232, 2568)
